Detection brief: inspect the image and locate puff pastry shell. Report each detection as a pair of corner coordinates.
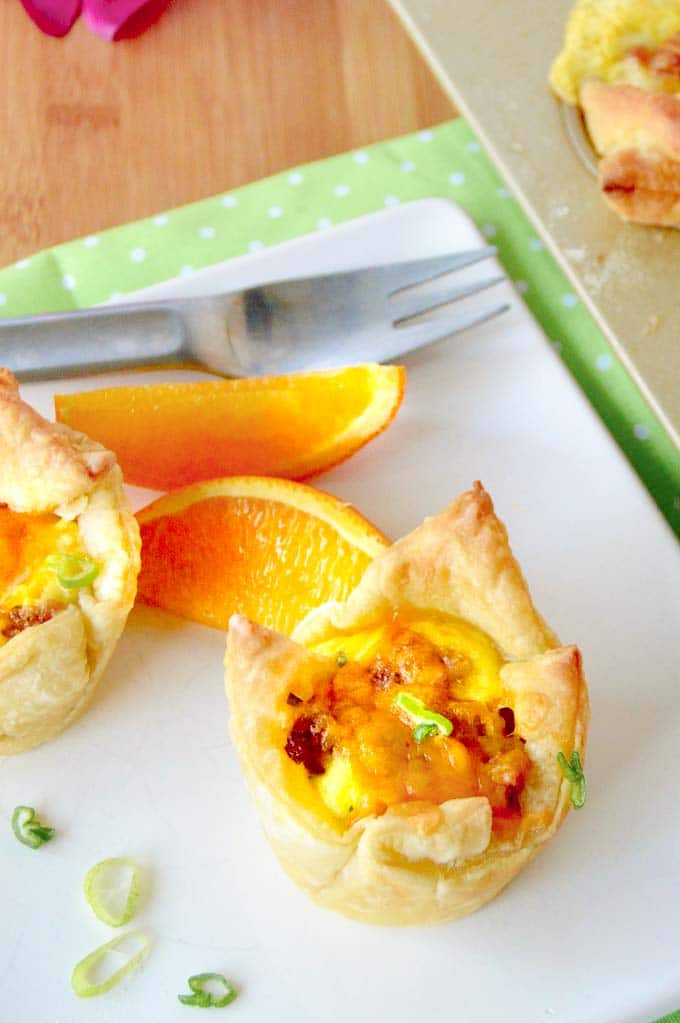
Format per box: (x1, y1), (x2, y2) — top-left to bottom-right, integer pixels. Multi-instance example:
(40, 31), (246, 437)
(0, 370), (141, 754)
(550, 1), (680, 226)
(224, 483), (589, 925)
(581, 81), (680, 226)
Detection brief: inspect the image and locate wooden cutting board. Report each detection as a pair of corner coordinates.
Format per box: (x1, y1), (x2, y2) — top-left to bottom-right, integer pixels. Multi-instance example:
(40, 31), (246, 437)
(0, 0), (453, 266)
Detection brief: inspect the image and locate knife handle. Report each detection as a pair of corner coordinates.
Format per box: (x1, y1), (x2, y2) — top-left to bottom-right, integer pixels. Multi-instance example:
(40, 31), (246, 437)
(0, 304), (188, 380)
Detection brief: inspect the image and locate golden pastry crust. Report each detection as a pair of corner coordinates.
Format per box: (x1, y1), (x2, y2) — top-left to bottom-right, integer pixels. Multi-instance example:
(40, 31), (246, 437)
(294, 482), (557, 660)
(581, 81), (680, 225)
(224, 483), (589, 925)
(0, 368), (116, 514)
(0, 371), (141, 754)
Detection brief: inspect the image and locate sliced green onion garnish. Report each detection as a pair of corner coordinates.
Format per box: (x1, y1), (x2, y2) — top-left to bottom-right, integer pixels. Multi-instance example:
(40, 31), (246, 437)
(413, 722), (440, 743)
(336, 651), (348, 667)
(557, 751), (586, 809)
(178, 973), (237, 1008)
(11, 806), (55, 849)
(394, 692), (453, 738)
(71, 930), (150, 998)
(46, 553), (99, 590)
(84, 857), (140, 927)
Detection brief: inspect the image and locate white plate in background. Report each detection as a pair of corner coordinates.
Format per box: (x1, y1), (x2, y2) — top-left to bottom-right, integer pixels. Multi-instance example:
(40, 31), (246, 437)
(2, 199), (679, 1023)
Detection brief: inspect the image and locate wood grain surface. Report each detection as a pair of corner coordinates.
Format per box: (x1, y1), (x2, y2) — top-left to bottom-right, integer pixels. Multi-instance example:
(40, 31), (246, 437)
(0, 0), (454, 267)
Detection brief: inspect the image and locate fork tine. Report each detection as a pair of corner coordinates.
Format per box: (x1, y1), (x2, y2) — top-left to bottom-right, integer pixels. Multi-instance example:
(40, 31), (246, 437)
(392, 275), (505, 324)
(384, 302), (511, 362)
(369, 248), (498, 295)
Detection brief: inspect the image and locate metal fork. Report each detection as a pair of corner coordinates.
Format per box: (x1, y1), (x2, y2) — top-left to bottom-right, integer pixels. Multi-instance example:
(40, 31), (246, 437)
(0, 249), (508, 380)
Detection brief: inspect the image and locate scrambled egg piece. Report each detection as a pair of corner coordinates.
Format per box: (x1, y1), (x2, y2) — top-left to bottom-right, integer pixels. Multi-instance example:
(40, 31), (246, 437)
(550, 0), (680, 103)
(316, 755), (363, 818)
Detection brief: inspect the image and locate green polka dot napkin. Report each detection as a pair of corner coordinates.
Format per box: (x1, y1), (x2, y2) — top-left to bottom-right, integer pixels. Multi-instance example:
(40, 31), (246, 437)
(0, 119), (678, 541)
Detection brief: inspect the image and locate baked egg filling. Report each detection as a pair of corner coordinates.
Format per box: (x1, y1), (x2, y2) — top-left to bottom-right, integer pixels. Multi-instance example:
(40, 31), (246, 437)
(0, 506), (97, 646)
(550, 0), (680, 103)
(284, 614), (531, 836)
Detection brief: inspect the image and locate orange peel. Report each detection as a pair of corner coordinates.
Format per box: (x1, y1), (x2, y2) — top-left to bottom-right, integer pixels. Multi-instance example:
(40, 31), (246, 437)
(55, 365), (405, 491)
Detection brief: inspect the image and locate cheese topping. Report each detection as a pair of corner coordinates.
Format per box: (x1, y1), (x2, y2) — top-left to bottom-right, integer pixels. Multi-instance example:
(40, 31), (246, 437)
(0, 506), (92, 645)
(285, 614), (530, 834)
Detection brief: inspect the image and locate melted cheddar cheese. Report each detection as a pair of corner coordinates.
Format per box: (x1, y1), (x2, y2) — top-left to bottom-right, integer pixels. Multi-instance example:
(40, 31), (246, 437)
(284, 614), (530, 835)
(550, 0), (680, 103)
(0, 506), (90, 645)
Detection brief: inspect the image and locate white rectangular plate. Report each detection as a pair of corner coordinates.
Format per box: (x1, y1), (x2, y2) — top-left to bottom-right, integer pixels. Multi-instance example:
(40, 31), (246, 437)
(2, 199), (679, 1023)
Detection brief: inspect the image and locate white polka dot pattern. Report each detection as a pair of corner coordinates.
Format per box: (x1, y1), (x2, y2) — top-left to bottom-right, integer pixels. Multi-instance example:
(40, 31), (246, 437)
(0, 119), (672, 535)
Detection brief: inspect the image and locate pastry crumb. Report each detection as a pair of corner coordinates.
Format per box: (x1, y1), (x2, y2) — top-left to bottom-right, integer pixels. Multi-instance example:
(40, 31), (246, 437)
(565, 246), (587, 262)
(642, 314), (660, 336)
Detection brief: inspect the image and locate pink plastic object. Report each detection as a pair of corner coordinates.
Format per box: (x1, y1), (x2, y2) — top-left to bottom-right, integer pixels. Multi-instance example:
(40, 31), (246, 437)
(83, 0), (172, 40)
(19, 0), (82, 36)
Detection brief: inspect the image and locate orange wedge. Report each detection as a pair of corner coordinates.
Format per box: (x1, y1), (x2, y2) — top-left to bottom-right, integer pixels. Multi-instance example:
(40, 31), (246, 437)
(136, 476), (389, 635)
(54, 365), (405, 491)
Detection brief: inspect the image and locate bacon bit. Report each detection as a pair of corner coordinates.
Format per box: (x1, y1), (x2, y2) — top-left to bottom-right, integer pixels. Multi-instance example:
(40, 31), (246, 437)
(286, 692), (303, 706)
(628, 44), (652, 67)
(449, 713), (478, 745)
(485, 746), (529, 787)
(370, 660), (402, 691)
(330, 663), (376, 712)
(650, 32), (680, 78)
(385, 627), (449, 691)
(603, 183), (636, 195)
(505, 784), (522, 814)
(498, 706), (515, 735)
(2, 604), (58, 639)
(284, 715), (328, 775)
(442, 649), (473, 681)
(478, 742), (530, 824)
(629, 33), (680, 79)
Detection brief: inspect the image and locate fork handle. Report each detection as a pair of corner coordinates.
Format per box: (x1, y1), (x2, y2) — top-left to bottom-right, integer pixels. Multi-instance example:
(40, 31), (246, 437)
(0, 304), (188, 380)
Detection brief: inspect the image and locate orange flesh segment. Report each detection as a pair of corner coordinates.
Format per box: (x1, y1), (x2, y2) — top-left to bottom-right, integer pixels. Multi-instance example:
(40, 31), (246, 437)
(136, 477), (388, 636)
(54, 365), (405, 491)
